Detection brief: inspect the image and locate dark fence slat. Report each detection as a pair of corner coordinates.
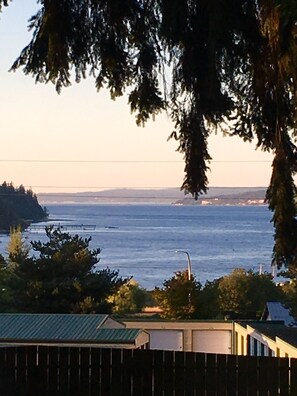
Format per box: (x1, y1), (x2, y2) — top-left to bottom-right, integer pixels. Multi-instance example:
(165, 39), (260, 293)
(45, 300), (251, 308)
(122, 349), (132, 396)
(195, 352), (206, 396)
(237, 355), (248, 396)
(276, 358), (290, 396)
(153, 350), (164, 396)
(58, 347), (69, 395)
(80, 347), (90, 396)
(0, 348), (9, 396)
(266, 356), (279, 395)
(48, 347), (59, 396)
(174, 351), (185, 396)
(132, 349), (143, 396)
(27, 346), (42, 396)
(100, 348), (111, 396)
(6, 347), (17, 396)
(15, 346), (26, 396)
(110, 349), (122, 396)
(141, 350), (154, 396)
(38, 346), (49, 394)
(225, 354), (237, 395)
(184, 352), (196, 396)
(205, 353), (217, 395)
(69, 347), (80, 396)
(216, 354), (227, 396)
(246, 356), (258, 394)
(279, 358), (290, 396)
(258, 356), (270, 396)
(163, 350), (174, 396)
(290, 358), (297, 395)
(90, 348), (101, 396)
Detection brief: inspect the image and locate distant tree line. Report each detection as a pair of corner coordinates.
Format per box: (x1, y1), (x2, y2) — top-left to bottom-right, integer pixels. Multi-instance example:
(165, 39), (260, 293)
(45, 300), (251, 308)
(153, 268), (296, 321)
(0, 181), (48, 231)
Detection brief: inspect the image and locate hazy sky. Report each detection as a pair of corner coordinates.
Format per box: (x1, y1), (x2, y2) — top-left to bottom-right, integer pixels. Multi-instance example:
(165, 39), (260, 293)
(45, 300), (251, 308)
(0, 1), (273, 193)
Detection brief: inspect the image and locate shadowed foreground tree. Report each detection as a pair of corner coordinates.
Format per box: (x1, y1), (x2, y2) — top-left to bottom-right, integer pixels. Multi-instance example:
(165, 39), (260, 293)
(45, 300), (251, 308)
(282, 279), (297, 320)
(4, 227), (126, 313)
(198, 278), (221, 319)
(1, 1), (297, 270)
(153, 270), (201, 319)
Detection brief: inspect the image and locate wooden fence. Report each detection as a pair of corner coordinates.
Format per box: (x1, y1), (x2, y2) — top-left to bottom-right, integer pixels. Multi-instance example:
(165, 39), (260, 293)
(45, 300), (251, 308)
(0, 346), (296, 395)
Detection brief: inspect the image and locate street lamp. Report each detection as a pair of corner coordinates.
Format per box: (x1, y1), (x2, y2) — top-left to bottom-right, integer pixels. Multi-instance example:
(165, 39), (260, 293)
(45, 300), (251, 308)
(175, 250), (192, 280)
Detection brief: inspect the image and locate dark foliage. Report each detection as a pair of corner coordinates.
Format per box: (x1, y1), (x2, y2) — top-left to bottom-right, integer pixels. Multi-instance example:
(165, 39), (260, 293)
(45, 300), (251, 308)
(153, 270), (201, 319)
(4, 226), (126, 313)
(0, 182), (48, 231)
(3, 1), (297, 268)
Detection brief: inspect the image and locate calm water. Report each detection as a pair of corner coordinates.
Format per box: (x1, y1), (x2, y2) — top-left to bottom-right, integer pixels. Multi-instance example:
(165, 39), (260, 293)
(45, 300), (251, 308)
(0, 204), (275, 289)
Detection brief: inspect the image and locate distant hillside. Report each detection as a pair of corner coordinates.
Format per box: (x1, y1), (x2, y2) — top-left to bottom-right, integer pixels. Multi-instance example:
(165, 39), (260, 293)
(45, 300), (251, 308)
(38, 187), (267, 205)
(0, 182), (48, 232)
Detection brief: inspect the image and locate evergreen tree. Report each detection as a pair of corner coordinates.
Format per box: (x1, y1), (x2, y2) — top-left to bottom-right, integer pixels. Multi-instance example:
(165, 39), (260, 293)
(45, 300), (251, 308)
(4, 227), (126, 313)
(282, 279), (297, 320)
(7, 225), (30, 265)
(2, 2), (297, 269)
(0, 181), (48, 231)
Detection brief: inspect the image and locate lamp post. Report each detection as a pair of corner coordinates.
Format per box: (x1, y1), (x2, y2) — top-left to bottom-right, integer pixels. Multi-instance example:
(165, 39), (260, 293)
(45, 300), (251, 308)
(175, 250), (192, 280)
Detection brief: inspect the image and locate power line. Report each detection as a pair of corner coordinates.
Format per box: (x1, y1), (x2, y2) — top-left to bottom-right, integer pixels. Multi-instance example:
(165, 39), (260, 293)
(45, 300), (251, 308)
(0, 159), (182, 163)
(0, 159), (272, 163)
(27, 186), (183, 189)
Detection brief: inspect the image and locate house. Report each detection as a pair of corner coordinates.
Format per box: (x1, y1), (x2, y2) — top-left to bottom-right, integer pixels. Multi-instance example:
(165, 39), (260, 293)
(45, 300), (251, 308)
(261, 301), (296, 326)
(124, 316), (297, 357)
(124, 319), (233, 353)
(234, 320), (297, 358)
(0, 313), (149, 349)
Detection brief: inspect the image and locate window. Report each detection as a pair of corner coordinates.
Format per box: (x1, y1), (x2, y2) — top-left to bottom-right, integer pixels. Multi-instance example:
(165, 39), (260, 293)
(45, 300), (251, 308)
(253, 338), (258, 356)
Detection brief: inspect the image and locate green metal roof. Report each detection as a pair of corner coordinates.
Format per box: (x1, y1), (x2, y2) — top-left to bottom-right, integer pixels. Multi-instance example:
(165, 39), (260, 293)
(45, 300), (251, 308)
(91, 328), (143, 343)
(0, 314), (141, 343)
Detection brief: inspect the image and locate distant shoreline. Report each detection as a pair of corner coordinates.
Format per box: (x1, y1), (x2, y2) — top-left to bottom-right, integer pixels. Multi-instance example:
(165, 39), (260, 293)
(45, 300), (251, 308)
(38, 187), (267, 206)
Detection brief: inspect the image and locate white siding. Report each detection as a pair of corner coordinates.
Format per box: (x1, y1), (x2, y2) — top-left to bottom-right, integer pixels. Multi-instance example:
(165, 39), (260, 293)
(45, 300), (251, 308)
(192, 330), (232, 354)
(148, 330), (183, 351)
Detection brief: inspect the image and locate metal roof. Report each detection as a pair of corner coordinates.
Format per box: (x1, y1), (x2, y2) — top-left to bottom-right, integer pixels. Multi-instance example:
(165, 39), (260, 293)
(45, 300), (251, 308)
(0, 314), (140, 343)
(92, 328), (143, 343)
(261, 302), (295, 326)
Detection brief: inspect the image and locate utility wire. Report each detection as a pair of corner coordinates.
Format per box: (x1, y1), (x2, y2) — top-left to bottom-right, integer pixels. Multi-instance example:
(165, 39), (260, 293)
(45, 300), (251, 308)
(0, 159), (271, 163)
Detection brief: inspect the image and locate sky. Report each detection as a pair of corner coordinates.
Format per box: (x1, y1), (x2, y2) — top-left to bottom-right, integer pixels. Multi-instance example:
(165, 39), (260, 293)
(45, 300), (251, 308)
(0, 1), (274, 194)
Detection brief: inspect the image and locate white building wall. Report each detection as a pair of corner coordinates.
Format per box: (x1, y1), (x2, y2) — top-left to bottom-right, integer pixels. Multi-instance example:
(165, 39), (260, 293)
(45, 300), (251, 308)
(124, 320), (233, 353)
(192, 330), (232, 354)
